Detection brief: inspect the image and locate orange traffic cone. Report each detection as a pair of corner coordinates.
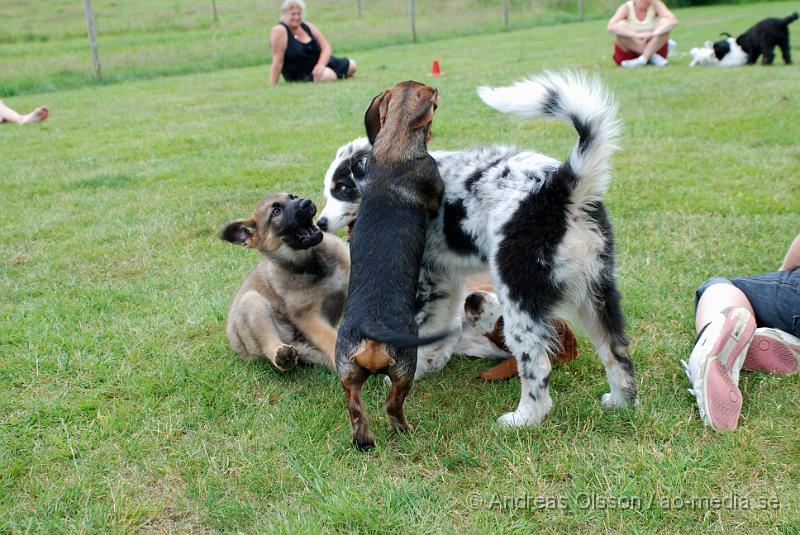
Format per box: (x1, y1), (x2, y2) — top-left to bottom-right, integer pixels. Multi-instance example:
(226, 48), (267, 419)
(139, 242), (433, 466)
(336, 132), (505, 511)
(431, 60), (442, 76)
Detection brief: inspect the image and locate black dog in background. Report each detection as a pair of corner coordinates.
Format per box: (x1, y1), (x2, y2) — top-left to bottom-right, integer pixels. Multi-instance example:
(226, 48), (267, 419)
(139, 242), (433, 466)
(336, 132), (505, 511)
(716, 12), (797, 64)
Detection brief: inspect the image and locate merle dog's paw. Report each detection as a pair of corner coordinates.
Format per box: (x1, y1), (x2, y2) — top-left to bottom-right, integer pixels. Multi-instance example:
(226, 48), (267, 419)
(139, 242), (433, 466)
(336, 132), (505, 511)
(274, 345), (298, 371)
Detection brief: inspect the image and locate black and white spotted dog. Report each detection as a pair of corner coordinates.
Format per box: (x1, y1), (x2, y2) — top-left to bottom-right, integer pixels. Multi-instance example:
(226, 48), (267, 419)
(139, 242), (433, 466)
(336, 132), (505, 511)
(318, 72), (638, 427)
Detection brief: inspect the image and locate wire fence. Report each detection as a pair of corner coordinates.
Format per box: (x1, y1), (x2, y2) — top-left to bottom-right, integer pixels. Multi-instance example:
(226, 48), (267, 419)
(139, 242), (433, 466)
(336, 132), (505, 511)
(1, 0), (620, 95)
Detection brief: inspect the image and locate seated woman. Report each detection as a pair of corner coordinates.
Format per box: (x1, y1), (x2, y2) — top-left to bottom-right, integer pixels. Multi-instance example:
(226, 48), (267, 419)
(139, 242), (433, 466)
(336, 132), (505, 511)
(607, 0), (677, 68)
(269, 0), (357, 85)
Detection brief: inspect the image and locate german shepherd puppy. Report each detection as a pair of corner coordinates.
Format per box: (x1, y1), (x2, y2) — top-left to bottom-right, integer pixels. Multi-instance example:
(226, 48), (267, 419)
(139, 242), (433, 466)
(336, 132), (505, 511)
(335, 81), (446, 451)
(222, 193), (349, 372)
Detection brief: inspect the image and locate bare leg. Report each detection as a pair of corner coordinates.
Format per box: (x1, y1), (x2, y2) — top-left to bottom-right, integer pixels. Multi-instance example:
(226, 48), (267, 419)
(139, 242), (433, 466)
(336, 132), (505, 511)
(641, 33), (670, 61)
(313, 67), (338, 82)
(0, 100), (48, 125)
(615, 37), (645, 54)
(695, 283), (755, 334)
(346, 59), (357, 77)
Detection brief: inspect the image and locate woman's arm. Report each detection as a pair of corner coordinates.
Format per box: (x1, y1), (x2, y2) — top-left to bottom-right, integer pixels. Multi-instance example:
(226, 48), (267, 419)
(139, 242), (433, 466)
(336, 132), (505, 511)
(651, 0), (677, 36)
(607, 4), (639, 38)
(780, 234), (800, 271)
(306, 22), (332, 79)
(269, 25), (287, 86)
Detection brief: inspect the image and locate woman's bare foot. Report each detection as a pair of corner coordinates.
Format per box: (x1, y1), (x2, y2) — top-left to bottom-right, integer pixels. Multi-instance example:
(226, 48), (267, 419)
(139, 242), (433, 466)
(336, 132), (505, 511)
(20, 106), (48, 125)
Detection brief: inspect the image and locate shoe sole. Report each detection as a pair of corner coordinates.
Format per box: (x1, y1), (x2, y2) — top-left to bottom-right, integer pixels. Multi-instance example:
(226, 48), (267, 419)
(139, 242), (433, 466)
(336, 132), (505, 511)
(701, 357), (742, 431)
(709, 307), (756, 377)
(700, 308), (755, 431)
(743, 333), (799, 374)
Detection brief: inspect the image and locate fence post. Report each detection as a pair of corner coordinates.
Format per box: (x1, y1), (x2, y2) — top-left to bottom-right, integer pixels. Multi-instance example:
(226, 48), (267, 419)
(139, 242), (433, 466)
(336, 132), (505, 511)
(503, 0), (509, 28)
(577, 0), (584, 21)
(357, 0), (362, 17)
(82, 0), (102, 80)
(212, 0), (218, 22)
(408, 0), (416, 43)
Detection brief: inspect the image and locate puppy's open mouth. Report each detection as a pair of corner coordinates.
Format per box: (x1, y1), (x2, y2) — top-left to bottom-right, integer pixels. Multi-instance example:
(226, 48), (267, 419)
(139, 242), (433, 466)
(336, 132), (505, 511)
(284, 223), (323, 249)
(297, 224), (323, 245)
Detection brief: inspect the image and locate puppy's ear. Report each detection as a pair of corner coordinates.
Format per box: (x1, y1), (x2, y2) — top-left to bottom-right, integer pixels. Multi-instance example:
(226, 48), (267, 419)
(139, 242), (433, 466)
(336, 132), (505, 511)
(221, 219), (256, 247)
(409, 86), (438, 130)
(364, 90), (390, 145)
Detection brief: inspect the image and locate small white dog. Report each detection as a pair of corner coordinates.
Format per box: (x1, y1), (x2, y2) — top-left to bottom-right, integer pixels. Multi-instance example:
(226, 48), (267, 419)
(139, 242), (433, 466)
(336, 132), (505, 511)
(689, 41), (718, 66)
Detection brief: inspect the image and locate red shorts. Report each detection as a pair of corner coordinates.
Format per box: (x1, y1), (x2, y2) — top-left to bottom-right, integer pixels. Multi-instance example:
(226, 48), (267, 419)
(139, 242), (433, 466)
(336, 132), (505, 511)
(613, 42), (669, 66)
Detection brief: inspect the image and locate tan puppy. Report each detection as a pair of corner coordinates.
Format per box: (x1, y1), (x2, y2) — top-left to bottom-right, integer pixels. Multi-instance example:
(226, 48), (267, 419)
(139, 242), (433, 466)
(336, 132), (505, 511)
(221, 193), (349, 372)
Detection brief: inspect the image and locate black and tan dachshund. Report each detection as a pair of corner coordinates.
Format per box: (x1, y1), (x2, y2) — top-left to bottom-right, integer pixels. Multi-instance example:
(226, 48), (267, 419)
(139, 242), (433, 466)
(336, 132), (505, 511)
(334, 81), (446, 451)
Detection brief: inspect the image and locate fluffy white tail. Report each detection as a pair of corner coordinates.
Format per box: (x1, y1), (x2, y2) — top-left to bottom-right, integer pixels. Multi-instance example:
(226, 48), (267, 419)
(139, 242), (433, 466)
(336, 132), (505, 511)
(477, 71), (621, 205)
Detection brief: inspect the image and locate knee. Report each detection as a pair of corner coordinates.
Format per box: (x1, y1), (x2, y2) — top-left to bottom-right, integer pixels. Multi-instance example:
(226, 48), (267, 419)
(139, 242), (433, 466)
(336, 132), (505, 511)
(348, 59), (357, 75)
(696, 277), (730, 295)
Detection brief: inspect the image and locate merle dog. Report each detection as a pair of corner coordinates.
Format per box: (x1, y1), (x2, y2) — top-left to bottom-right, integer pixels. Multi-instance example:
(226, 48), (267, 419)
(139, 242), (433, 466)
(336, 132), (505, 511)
(320, 72), (639, 429)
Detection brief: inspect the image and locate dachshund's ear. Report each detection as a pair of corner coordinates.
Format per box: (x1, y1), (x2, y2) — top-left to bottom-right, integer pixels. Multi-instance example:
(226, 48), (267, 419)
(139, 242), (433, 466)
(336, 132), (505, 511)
(221, 219), (256, 246)
(364, 90), (391, 145)
(409, 86), (438, 130)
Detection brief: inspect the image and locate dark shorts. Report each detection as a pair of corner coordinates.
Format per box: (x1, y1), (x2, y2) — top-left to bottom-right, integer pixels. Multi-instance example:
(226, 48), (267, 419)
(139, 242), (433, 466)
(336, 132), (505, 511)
(613, 42), (670, 65)
(283, 55), (351, 82)
(695, 269), (800, 337)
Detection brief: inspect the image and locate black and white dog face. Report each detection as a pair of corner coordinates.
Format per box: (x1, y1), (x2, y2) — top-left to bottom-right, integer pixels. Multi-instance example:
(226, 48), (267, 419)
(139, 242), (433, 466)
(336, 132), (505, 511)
(317, 137), (370, 233)
(711, 36), (748, 66)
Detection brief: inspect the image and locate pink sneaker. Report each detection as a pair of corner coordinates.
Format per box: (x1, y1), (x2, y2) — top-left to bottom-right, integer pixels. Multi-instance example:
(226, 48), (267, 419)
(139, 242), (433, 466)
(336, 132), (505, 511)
(682, 307), (756, 431)
(743, 328), (800, 374)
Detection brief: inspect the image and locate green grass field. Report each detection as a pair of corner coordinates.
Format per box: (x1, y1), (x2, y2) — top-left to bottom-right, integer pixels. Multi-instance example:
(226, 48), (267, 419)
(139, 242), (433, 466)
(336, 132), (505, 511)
(2, 0), (800, 532)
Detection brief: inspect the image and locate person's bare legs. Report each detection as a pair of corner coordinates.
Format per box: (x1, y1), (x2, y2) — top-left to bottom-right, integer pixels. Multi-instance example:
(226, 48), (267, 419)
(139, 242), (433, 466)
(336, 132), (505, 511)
(346, 59), (357, 77)
(313, 67), (338, 82)
(615, 36), (645, 55)
(695, 283), (755, 334)
(0, 100), (48, 125)
(642, 33), (670, 61)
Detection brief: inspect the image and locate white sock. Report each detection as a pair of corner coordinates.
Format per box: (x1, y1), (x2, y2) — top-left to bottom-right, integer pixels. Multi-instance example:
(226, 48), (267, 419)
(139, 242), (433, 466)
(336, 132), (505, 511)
(649, 53), (669, 67)
(621, 55), (647, 68)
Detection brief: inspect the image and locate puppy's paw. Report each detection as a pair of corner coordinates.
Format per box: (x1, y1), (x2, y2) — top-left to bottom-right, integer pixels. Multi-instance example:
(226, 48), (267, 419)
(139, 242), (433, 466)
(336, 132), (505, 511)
(497, 410), (543, 428)
(274, 345), (298, 371)
(601, 391), (639, 409)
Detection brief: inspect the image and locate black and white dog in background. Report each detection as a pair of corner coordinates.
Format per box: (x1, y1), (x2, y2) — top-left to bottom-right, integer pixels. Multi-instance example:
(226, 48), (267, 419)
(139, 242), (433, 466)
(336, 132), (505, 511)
(318, 72), (638, 428)
(713, 12), (797, 65)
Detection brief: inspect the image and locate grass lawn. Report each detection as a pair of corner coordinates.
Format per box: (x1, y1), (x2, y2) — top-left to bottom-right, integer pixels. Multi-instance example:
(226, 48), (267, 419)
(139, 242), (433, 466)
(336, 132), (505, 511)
(2, 1), (799, 532)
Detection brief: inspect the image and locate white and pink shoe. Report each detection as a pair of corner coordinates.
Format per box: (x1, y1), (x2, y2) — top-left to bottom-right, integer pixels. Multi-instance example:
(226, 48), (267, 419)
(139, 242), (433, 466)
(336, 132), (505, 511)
(744, 328), (800, 374)
(682, 307), (756, 431)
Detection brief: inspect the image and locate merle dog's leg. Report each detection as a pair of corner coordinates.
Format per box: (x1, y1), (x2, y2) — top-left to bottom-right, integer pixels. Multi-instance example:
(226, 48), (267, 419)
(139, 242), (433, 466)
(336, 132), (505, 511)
(778, 35), (792, 64)
(576, 276), (638, 409)
(413, 272), (465, 381)
(495, 302), (556, 428)
(339, 363), (374, 451)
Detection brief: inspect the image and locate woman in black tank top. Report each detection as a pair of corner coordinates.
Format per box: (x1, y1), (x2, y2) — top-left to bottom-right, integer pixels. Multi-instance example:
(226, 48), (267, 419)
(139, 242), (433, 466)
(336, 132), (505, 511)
(269, 1), (357, 85)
